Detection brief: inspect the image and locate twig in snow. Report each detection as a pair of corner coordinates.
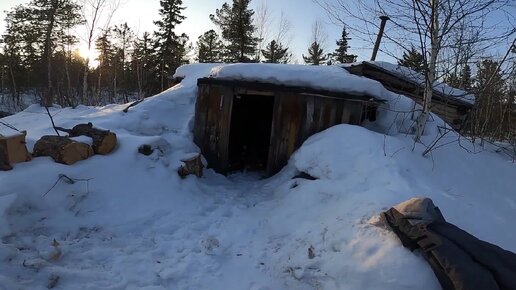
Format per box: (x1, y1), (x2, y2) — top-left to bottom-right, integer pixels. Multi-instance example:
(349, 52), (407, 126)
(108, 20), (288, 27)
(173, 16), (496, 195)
(42, 174), (93, 197)
(122, 99), (144, 113)
(44, 106), (60, 136)
(0, 120), (22, 133)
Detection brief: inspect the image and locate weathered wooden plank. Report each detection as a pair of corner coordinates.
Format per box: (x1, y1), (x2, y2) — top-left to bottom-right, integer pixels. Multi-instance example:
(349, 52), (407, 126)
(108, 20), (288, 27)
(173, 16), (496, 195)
(234, 88), (275, 96)
(197, 78), (382, 102)
(217, 86), (234, 173)
(193, 84), (208, 147)
(204, 86), (225, 171)
(349, 102), (364, 125)
(266, 93), (284, 175)
(298, 94), (315, 146)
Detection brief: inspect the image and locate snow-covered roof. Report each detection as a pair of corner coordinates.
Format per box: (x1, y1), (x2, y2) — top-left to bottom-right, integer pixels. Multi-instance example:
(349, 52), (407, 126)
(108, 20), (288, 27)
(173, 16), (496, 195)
(183, 63), (395, 101)
(343, 61), (475, 106)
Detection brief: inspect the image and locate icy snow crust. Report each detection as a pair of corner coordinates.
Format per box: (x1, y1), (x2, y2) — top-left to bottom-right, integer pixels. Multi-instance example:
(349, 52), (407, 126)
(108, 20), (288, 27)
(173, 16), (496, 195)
(0, 63), (514, 290)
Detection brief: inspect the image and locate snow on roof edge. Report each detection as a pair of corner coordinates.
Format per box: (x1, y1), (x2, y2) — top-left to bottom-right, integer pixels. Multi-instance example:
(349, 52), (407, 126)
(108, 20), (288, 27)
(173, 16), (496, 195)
(177, 63), (400, 102)
(344, 61), (475, 106)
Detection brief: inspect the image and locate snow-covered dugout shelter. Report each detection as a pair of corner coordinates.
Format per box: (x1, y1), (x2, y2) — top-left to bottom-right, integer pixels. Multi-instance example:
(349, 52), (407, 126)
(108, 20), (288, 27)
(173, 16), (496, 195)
(193, 64), (385, 176)
(344, 61), (474, 130)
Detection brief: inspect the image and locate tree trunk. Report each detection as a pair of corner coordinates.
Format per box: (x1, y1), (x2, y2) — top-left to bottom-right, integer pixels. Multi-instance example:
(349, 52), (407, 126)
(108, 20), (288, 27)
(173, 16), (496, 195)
(96, 64), (103, 104)
(82, 60), (89, 105)
(136, 60), (143, 99)
(82, 1), (102, 106)
(113, 69), (117, 103)
(33, 135), (94, 165)
(8, 65), (17, 102)
(42, 0), (58, 107)
(415, 0), (439, 142)
(160, 59), (165, 91)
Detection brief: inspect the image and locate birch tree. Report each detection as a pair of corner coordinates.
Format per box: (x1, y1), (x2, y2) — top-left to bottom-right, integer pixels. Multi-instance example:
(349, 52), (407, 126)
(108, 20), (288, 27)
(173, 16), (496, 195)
(313, 0), (515, 141)
(80, 0), (119, 104)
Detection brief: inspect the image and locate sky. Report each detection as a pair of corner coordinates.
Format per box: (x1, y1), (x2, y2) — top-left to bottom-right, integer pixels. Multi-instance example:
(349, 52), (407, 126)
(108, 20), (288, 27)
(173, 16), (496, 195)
(1, 0), (513, 65)
(0, 0), (384, 63)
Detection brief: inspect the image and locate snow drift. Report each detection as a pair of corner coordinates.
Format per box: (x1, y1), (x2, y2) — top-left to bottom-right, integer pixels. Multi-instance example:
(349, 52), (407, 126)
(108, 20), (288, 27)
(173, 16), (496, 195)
(0, 63), (514, 290)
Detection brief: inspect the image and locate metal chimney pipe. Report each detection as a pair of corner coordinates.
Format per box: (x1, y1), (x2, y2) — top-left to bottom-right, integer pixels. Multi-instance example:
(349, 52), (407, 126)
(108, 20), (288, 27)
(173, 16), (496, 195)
(371, 16), (390, 61)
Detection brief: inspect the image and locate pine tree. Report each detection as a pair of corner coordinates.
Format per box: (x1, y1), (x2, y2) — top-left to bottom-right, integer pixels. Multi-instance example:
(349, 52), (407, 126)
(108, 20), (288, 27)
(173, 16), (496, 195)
(35, 0), (83, 106)
(398, 46), (426, 74)
(472, 59), (507, 138)
(332, 26), (356, 63)
(132, 32), (159, 96)
(445, 64), (472, 91)
(460, 64), (472, 91)
(303, 42), (328, 65)
(261, 40), (290, 63)
(112, 23), (134, 103)
(173, 33), (192, 66)
(444, 72), (461, 88)
(196, 30), (223, 63)
(1, 0), (83, 106)
(94, 29), (115, 103)
(210, 0), (259, 62)
(154, 0), (187, 91)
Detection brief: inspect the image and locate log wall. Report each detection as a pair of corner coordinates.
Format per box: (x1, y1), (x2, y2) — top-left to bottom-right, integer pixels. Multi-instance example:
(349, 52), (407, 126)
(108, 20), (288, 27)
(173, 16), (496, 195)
(194, 81), (377, 176)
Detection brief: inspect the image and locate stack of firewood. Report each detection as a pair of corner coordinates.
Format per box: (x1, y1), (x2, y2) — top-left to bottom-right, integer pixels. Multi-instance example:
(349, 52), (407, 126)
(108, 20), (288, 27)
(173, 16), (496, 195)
(33, 123), (117, 165)
(1, 123), (117, 170)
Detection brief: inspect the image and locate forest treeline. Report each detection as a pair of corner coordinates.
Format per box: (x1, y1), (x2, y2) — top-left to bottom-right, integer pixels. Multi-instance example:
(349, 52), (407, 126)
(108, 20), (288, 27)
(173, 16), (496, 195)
(0, 0), (368, 108)
(0, 0), (514, 143)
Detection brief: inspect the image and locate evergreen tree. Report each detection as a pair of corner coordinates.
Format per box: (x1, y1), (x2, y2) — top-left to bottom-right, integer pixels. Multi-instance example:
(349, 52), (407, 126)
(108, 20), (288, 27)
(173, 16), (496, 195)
(460, 64), (472, 91)
(261, 40), (290, 63)
(303, 41), (328, 65)
(112, 23), (134, 103)
(332, 26), (356, 63)
(2, 6), (28, 99)
(173, 33), (192, 66)
(444, 71), (461, 88)
(132, 32), (159, 96)
(398, 46), (426, 73)
(196, 30), (223, 63)
(94, 29), (115, 103)
(154, 0), (187, 91)
(210, 0), (259, 62)
(472, 59), (508, 138)
(445, 64), (472, 91)
(1, 0), (83, 106)
(34, 0), (83, 106)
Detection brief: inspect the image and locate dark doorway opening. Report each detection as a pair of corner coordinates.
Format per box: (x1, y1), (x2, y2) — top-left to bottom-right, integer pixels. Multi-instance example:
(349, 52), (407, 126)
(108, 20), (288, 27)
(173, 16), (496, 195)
(228, 94), (274, 173)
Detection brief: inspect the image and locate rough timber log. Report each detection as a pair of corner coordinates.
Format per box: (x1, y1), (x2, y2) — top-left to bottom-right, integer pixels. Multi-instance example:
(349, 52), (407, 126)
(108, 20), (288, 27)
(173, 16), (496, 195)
(33, 136), (94, 165)
(178, 154), (204, 178)
(0, 131), (32, 171)
(57, 123), (117, 155)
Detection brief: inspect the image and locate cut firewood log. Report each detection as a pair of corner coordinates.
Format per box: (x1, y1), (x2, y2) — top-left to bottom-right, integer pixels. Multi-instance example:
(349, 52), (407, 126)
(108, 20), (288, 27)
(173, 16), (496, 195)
(0, 131), (32, 171)
(32, 136), (94, 165)
(178, 153), (204, 178)
(57, 123), (117, 155)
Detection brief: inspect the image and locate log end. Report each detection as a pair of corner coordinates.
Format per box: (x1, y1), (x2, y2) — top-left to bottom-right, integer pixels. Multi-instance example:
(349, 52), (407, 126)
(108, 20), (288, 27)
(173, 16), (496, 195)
(33, 135), (94, 165)
(94, 132), (117, 155)
(0, 132), (31, 170)
(61, 142), (94, 165)
(178, 154), (204, 179)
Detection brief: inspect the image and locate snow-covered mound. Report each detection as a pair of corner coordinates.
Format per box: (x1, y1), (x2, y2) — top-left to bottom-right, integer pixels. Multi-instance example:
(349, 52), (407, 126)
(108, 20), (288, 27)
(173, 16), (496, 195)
(0, 64), (514, 290)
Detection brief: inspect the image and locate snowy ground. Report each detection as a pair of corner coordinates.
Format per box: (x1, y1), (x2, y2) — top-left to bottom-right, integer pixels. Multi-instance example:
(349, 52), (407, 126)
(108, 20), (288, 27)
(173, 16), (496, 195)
(0, 64), (515, 290)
